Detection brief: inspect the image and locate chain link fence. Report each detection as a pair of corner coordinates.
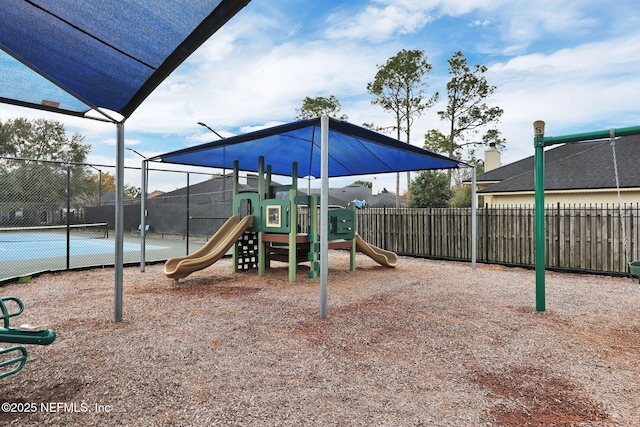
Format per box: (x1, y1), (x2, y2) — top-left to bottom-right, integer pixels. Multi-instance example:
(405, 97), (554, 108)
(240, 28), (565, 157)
(0, 156), (226, 283)
(5, 155), (635, 283)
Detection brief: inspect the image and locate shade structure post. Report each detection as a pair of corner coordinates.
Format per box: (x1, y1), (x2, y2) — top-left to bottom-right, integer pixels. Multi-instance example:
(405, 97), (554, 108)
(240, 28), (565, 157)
(292, 161), (298, 191)
(266, 165), (272, 192)
(232, 160), (239, 197)
(232, 160), (240, 273)
(258, 156), (265, 199)
(140, 159), (147, 272)
(533, 120), (546, 312)
(289, 188), (297, 283)
(66, 165), (71, 269)
(186, 172), (190, 255)
(471, 165), (477, 270)
(114, 122), (125, 322)
(320, 115), (329, 318)
(258, 156), (265, 276)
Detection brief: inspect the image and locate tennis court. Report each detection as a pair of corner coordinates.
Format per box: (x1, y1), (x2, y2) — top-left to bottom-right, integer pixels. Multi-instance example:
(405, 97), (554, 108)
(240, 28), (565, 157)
(1, 224), (115, 261)
(0, 235), (151, 261)
(0, 224), (202, 282)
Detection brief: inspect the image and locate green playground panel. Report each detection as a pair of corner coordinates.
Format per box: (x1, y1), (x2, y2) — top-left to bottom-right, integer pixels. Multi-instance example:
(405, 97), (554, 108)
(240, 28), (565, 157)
(259, 199), (291, 234)
(328, 209), (355, 240)
(0, 328), (56, 345)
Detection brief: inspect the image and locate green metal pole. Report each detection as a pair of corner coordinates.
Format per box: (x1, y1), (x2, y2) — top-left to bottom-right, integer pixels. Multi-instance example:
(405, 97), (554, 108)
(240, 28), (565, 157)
(534, 122), (640, 312)
(288, 162), (299, 282)
(289, 188), (297, 283)
(534, 121), (546, 312)
(307, 193), (319, 279)
(543, 125), (640, 146)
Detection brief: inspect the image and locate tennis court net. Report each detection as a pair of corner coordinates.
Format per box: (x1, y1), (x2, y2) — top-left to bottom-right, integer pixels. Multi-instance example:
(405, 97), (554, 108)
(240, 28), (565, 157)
(0, 223), (109, 242)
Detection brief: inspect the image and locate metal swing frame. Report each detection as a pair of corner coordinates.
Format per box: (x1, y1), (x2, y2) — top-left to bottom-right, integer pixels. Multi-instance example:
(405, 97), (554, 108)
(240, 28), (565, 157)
(533, 122), (640, 311)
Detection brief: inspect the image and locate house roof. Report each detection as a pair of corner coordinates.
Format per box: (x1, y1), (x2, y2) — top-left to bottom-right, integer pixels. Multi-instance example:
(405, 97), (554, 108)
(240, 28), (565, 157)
(477, 133), (640, 193)
(308, 184), (403, 208)
(309, 184), (371, 205)
(368, 192), (401, 208)
(147, 190), (166, 198)
(293, 189), (348, 207)
(159, 174), (256, 197)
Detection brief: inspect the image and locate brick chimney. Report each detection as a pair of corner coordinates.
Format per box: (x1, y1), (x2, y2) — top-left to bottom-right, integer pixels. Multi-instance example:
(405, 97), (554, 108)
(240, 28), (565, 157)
(484, 143), (501, 172)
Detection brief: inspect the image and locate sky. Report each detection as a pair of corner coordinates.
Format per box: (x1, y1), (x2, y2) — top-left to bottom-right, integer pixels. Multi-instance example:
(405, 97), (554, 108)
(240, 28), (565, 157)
(2, 0), (640, 194)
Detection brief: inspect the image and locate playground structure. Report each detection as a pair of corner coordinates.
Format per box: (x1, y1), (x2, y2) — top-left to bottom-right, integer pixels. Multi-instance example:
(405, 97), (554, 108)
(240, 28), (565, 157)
(164, 156), (398, 282)
(533, 121), (640, 311)
(0, 296), (56, 379)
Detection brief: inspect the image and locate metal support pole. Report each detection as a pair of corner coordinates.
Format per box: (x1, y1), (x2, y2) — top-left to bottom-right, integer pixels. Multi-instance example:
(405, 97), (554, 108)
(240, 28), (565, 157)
(320, 115), (329, 318)
(258, 156), (265, 199)
(115, 122), (125, 322)
(66, 165), (71, 270)
(258, 157), (265, 276)
(471, 166), (477, 270)
(532, 123), (640, 312)
(542, 125), (640, 145)
(232, 160), (239, 198)
(289, 188), (297, 283)
(266, 165), (272, 196)
(232, 160), (239, 273)
(289, 162), (299, 283)
(98, 170), (102, 206)
(186, 172), (190, 255)
(534, 120), (546, 312)
(140, 159), (147, 272)
(292, 161), (298, 193)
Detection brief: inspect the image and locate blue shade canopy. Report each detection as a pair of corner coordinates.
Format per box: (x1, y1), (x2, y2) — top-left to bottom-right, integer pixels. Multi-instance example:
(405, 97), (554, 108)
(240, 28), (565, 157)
(152, 118), (465, 177)
(0, 0), (250, 121)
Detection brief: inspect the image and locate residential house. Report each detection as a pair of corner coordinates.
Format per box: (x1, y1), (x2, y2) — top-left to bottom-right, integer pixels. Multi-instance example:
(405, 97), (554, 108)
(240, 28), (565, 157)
(308, 184), (404, 208)
(476, 133), (640, 206)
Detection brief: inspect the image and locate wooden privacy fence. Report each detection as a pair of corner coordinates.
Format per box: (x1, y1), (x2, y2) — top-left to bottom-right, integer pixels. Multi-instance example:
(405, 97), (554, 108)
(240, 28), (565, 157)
(354, 204), (640, 275)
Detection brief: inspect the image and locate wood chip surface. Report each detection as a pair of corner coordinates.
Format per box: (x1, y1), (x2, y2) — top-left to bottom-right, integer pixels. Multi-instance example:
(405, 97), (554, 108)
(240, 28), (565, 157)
(1, 252), (638, 426)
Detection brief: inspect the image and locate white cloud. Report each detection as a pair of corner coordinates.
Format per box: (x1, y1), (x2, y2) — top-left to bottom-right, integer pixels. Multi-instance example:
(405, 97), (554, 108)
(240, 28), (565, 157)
(469, 20), (490, 27)
(487, 33), (640, 164)
(127, 36), (385, 136)
(240, 121), (287, 133)
(324, 3), (433, 42)
(493, 1), (617, 55)
(493, 34), (640, 77)
(4, 0), (640, 195)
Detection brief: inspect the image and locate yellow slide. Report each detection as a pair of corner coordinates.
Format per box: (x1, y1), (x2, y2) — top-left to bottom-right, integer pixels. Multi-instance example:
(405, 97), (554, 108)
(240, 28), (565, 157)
(355, 233), (398, 267)
(164, 215), (254, 280)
